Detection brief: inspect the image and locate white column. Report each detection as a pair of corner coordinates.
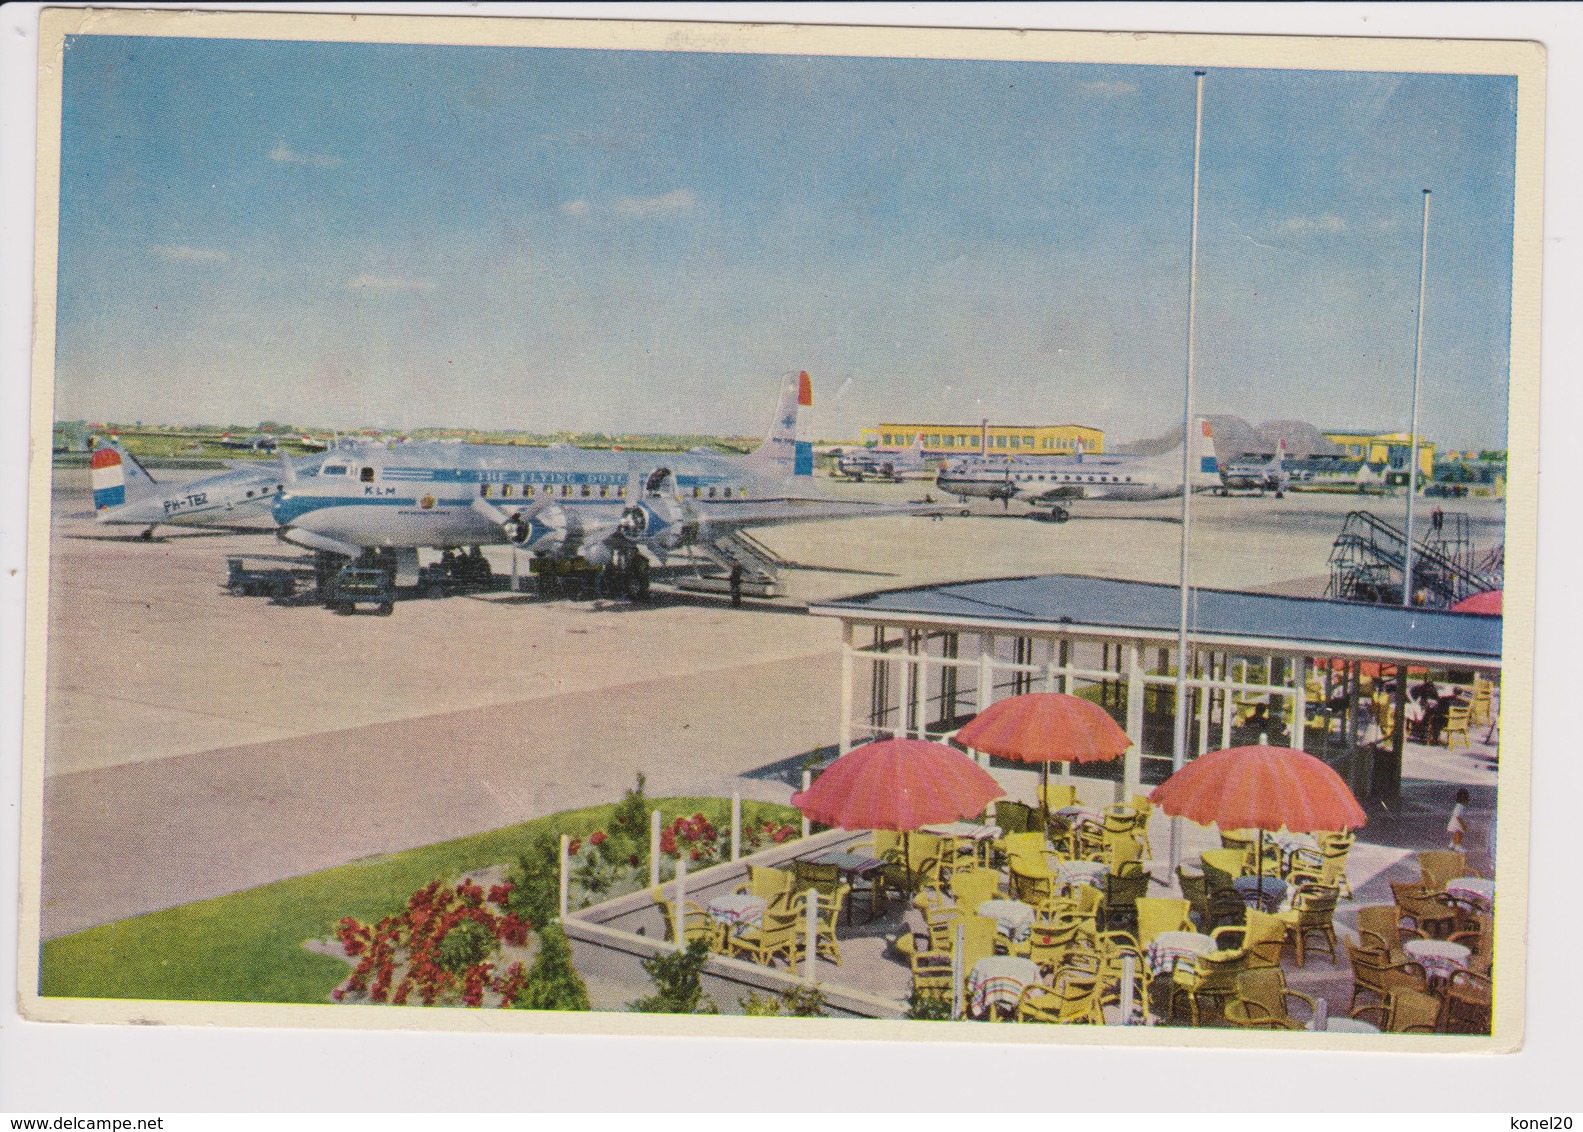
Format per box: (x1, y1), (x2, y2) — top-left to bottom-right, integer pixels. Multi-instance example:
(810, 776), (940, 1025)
(911, 632), (926, 739)
(558, 834), (570, 919)
(650, 809), (662, 889)
(804, 891), (819, 984)
(951, 922), (966, 1020)
(731, 792), (742, 862)
(801, 770), (812, 838)
(1119, 953), (1137, 1026)
(839, 622), (855, 754)
(1293, 656), (1308, 753)
(1124, 643), (1145, 799)
(673, 853), (687, 949)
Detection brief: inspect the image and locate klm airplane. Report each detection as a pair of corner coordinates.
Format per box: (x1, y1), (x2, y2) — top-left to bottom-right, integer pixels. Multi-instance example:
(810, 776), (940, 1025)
(271, 372), (939, 598)
(89, 441), (322, 538)
(934, 418), (1222, 522)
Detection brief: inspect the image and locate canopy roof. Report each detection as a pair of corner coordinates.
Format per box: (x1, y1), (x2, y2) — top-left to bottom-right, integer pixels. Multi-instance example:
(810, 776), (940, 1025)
(811, 573), (1501, 667)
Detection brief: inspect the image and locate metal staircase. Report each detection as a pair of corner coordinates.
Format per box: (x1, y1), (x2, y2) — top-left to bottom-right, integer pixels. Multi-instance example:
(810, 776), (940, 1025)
(1326, 510), (1497, 608)
(676, 531), (786, 598)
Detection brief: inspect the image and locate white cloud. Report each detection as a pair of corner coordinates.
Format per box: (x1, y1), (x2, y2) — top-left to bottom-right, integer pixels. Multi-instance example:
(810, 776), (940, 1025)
(346, 274), (435, 293)
(1078, 80), (1138, 96)
(269, 141), (341, 169)
(150, 245), (228, 263)
(613, 188), (696, 218)
(559, 199), (592, 218)
(1281, 214), (1349, 234)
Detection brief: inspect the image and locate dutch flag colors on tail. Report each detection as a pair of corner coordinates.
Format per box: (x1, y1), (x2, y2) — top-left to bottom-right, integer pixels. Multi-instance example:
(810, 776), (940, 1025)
(90, 442), (158, 516)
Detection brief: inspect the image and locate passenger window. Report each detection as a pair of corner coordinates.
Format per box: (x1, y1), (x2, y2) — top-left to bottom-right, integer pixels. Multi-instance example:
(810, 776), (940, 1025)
(503, 484), (514, 498)
(708, 487), (717, 498)
(360, 467), (375, 483)
(693, 487), (701, 498)
(600, 485), (609, 498)
(524, 485), (534, 497)
(480, 483), (491, 498)
(561, 485), (572, 497)
(580, 484), (591, 497)
(617, 486), (626, 499)
(722, 487), (732, 499)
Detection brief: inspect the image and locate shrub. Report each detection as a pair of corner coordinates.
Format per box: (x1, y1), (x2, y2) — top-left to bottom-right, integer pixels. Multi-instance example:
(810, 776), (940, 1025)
(905, 988), (953, 1020)
(777, 984), (827, 1018)
(507, 831), (561, 931)
(436, 917), (494, 975)
(628, 939), (717, 1015)
(513, 923), (590, 1012)
(739, 989), (781, 1017)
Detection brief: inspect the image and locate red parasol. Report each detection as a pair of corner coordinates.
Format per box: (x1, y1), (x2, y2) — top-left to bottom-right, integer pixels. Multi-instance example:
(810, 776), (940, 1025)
(1451, 589), (1503, 616)
(1149, 743), (1366, 886)
(792, 738), (1005, 831)
(954, 692), (1131, 821)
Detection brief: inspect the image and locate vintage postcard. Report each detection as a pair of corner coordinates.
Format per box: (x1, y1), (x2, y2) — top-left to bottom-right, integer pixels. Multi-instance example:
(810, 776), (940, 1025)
(18, 7), (1541, 1053)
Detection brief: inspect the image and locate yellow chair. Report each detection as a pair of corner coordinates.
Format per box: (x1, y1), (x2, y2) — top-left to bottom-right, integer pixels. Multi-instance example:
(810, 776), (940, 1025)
(1277, 883), (1339, 967)
(950, 868), (1003, 914)
(1038, 783), (1078, 812)
(1372, 693), (1396, 744)
(908, 950), (955, 1004)
(1009, 858), (1057, 906)
(1418, 850), (1468, 895)
(1070, 883), (1105, 929)
(1135, 897), (1194, 949)
(734, 865), (795, 912)
(1350, 988), (1443, 1034)
(1223, 967), (1318, 1030)
(1128, 795), (1155, 860)
(1201, 849), (1248, 895)
(1288, 830), (1354, 900)
(908, 832), (950, 890)
(1024, 917), (1094, 975)
(1176, 867), (1211, 931)
(1355, 903), (1420, 961)
(651, 887), (720, 949)
(1102, 860), (1151, 932)
(1016, 960), (1104, 1025)
(1344, 938), (1428, 1014)
(1470, 677), (1495, 726)
(1390, 881), (1458, 940)
(997, 831), (1047, 868)
(726, 907), (802, 971)
(1441, 703), (1472, 749)
(1442, 969), (1493, 1034)
(791, 884), (849, 966)
(955, 914), (1000, 987)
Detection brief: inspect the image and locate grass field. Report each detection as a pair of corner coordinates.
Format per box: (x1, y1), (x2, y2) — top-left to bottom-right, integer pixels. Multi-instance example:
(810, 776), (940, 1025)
(40, 796), (799, 1005)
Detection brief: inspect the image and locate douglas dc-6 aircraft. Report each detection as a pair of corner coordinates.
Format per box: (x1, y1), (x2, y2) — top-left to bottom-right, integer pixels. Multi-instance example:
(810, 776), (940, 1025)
(935, 418), (1221, 522)
(270, 372), (943, 599)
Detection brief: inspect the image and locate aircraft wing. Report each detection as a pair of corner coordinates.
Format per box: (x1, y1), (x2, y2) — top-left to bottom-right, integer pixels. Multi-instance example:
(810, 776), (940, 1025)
(1014, 484), (1083, 504)
(694, 495), (950, 534)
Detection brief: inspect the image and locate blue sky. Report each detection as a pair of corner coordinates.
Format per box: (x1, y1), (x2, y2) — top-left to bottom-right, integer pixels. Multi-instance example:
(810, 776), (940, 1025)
(54, 35), (1518, 449)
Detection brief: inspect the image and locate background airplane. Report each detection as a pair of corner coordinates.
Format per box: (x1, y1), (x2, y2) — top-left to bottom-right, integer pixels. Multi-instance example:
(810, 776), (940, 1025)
(935, 418), (1221, 521)
(1217, 439), (1290, 496)
(835, 434), (929, 481)
(216, 432), (280, 453)
(271, 372), (945, 600)
(89, 442), (323, 537)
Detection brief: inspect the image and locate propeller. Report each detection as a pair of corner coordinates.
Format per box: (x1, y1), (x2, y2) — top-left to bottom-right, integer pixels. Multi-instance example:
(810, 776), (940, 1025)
(469, 494), (566, 551)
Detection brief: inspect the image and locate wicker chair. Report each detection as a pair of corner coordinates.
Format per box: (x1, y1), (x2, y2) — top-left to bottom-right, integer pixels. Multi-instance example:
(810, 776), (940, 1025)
(1224, 966), (1319, 1030)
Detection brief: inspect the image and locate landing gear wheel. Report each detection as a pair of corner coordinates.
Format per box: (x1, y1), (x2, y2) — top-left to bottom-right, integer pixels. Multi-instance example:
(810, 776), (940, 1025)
(1275, 490), (1285, 500)
(376, 602), (394, 616)
(626, 554), (651, 602)
(140, 528), (155, 541)
(960, 508), (971, 517)
(1051, 507), (1070, 524)
(334, 602), (353, 615)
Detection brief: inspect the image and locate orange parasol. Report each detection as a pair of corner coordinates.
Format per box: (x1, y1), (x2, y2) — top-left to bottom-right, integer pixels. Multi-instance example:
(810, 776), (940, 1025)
(791, 738), (1005, 832)
(1149, 743), (1366, 886)
(1451, 589), (1502, 616)
(954, 692), (1131, 821)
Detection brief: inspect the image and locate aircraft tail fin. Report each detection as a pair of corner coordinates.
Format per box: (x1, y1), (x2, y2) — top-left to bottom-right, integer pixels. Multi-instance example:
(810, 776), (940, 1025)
(1193, 416), (1219, 482)
(749, 371), (814, 476)
(90, 442), (158, 515)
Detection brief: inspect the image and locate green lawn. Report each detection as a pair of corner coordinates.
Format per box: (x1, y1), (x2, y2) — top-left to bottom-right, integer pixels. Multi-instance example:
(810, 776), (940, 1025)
(41, 796), (798, 1005)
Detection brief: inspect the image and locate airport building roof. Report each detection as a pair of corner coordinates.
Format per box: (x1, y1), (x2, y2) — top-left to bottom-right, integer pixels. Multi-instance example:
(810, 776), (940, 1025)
(809, 573), (1502, 667)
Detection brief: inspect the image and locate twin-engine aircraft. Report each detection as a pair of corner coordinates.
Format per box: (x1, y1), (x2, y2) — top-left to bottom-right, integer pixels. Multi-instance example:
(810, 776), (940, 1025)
(1216, 440), (1291, 496)
(934, 418), (1221, 521)
(269, 372), (942, 595)
(89, 442), (323, 538)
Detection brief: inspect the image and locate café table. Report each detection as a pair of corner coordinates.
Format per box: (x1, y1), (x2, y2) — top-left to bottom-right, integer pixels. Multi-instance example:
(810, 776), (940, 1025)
(967, 955), (1042, 1020)
(1445, 876), (1495, 911)
(804, 849), (888, 923)
(1053, 859), (1109, 891)
(976, 898), (1036, 943)
(1054, 805), (1104, 826)
(705, 893), (766, 937)
(1403, 938), (1471, 984)
(1307, 1016), (1381, 1034)
(1233, 874), (1289, 912)
(923, 821), (1001, 868)
(1145, 930), (1218, 978)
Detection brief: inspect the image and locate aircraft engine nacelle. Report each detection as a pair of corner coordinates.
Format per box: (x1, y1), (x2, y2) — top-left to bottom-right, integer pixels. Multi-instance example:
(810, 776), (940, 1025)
(506, 503), (570, 554)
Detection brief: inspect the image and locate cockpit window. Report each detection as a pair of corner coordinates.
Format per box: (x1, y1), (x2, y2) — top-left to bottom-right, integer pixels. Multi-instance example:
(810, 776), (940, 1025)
(322, 465), (347, 476)
(360, 467), (375, 483)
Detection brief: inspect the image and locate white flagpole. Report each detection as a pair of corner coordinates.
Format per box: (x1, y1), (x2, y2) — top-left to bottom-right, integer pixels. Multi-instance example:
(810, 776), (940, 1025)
(1170, 70), (1207, 873)
(1403, 189), (1432, 607)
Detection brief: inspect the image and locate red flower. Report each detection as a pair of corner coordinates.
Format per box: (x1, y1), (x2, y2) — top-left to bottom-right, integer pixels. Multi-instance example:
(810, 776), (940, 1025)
(590, 830), (608, 847)
(567, 838), (582, 856)
(487, 883), (514, 905)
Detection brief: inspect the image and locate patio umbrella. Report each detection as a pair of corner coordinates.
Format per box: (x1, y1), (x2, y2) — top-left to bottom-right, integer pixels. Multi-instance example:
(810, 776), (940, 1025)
(1451, 589), (1503, 616)
(953, 692), (1131, 827)
(791, 738), (1005, 888)
(1148, 743), (1366, 891)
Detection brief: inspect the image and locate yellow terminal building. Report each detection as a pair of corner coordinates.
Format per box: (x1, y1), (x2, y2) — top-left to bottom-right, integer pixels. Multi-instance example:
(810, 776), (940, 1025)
(1321, 430), (1436, 481)
(856, 421), (1105, 455)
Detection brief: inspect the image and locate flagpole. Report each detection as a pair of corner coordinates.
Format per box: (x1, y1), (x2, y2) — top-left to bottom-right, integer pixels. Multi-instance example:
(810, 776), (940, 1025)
(1169, 70), (1207, 874)
(1402, 189), (1432, 608)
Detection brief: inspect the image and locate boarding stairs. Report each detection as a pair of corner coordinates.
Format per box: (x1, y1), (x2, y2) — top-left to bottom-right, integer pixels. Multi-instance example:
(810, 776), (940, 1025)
(1326, 510), (1496, 609)
(676, 531), (785, 598)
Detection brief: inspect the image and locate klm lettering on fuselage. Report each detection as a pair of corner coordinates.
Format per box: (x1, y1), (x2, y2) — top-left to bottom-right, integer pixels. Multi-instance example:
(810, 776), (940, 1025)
(377, 467), (724, 489)
(364, 485), (398, 496)
(162, 492), (209, 515)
